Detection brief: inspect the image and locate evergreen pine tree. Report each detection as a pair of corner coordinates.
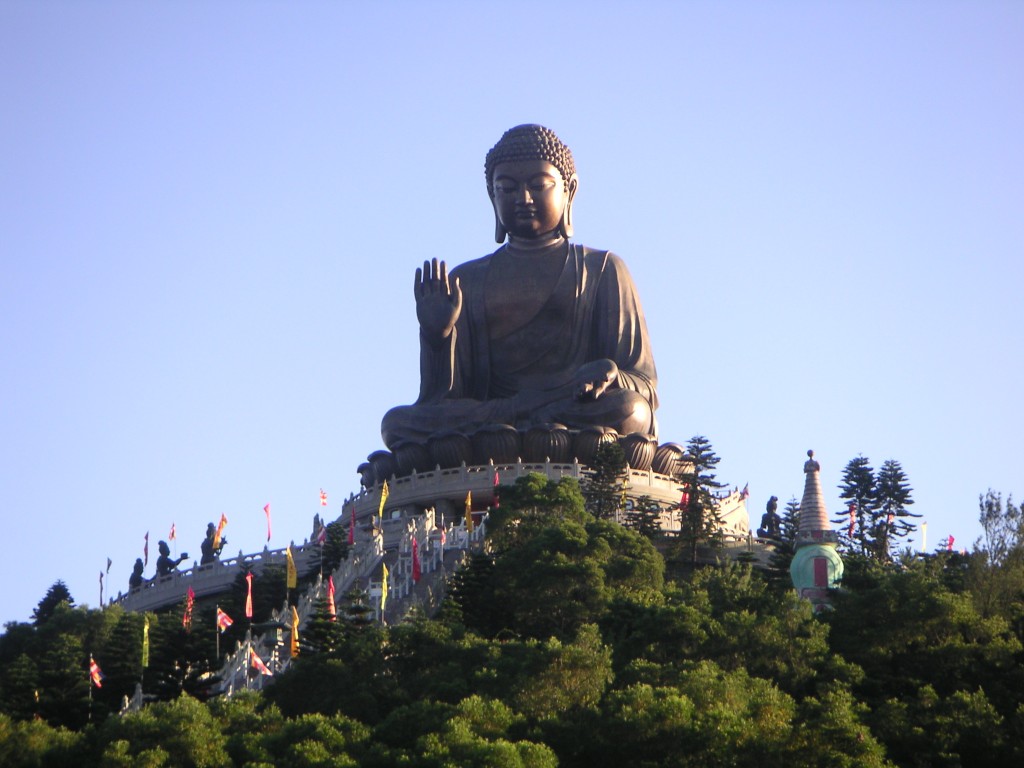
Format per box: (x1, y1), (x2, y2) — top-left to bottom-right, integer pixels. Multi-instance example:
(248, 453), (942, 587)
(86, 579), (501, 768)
(768, 497), (801, 579)
(872, 459), (918, 561)
(835, 455), (876, 556)
(583, 442), (628, 521)
(321, 521), (351, 575)
(677, 435), (725, 565)
(624, 495), (663, 540)
(32, 581), (74, 626)
(299, 596), (345, 658)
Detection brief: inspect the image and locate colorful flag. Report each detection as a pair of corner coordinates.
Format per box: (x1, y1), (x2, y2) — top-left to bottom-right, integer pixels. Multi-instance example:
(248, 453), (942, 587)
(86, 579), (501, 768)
(144, 531), (149, 566)
(740, 483), (750, 500)
(412, 537), (421, 583)
(377, 479), (390, 519)
(327, 576), (337, 620)
(380, 562), (389, 611)
(214, 514), (228, 550)
(183, 585), (195, 630)
(946, 534), (955, 552)
(319, 488), (327, 506)
(250, 647), (272, 676)
(316, 522), (327, 547)
(169, 522), (176, 541)
(286, 546), (297, 589)
(848, 502), (856, 537)
(680, 491), (690, 508)
(439, 511), (446, 547)
(290, 605), (300, 658)
(142, 616), (150, 668)
(493, 470), (501, 508)
(348, 504), (356, 545)
(245, 572), (254, 618)
(89, 655), (104, 688)
(216, 606), (234, 632)
(264, 503), (272, 542)
(466, 491), (474, 534)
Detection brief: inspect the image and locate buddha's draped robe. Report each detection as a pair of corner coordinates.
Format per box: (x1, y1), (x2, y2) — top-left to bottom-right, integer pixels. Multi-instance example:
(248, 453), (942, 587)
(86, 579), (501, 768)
(381, 244), (658, 447)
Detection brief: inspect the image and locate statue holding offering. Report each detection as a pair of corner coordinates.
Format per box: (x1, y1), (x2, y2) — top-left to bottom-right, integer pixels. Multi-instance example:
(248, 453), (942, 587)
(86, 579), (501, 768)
(381, 125), (658, 453)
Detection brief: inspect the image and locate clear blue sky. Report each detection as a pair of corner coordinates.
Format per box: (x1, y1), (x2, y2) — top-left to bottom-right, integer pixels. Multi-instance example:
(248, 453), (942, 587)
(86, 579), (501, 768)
(2, 2), (1021, 626)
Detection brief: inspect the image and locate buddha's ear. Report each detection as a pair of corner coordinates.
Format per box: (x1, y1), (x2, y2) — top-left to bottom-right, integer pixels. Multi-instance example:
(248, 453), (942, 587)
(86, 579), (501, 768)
(492, 198), (507, 243)
(560, 173), (579, 239)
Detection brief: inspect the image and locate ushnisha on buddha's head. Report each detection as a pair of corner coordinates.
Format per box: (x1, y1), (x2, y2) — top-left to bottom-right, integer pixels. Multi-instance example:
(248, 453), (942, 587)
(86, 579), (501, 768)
(485, 125), (579, 244)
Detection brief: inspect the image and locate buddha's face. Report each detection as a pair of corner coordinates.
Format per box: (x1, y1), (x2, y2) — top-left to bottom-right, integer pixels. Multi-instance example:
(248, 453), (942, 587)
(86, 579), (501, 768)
(491, 159), (570, 240)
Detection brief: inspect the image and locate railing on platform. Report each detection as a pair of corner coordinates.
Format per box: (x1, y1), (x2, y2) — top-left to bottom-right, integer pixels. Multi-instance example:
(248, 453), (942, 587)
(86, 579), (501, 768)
(110, 538), (329, 614)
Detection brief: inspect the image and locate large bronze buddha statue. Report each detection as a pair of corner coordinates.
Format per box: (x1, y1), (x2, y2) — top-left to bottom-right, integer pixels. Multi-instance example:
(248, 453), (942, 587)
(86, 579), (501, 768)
(379, 125), (659, 470)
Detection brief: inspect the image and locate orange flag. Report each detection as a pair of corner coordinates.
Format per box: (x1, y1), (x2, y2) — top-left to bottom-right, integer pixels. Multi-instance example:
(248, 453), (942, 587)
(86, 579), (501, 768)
(214, 514), (228, 550)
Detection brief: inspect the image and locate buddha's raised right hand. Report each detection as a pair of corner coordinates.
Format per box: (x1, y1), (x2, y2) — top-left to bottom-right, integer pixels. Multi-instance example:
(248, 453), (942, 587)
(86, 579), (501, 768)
(415, 258), (463, 343)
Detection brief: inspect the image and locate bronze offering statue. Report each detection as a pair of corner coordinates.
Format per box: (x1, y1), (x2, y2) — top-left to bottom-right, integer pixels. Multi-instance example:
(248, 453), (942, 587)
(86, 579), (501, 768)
(381, 125), (658, 465)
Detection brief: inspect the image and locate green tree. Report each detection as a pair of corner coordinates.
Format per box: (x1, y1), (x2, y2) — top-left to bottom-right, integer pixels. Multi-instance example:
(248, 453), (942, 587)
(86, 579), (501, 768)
(872, 459), (919, 561)
(835, 455), (876, 556)
(583, 441), (627, 522)
(320, 521), (351, 577)
(299, 596), (346, 658)
(32, 581), (74, 626)
(767, 497), (801, 580)
(98, 693), (231, 767)
(0, 654), (40, 721)
(791, 685), (892, 767)
(676, 435), (725, 566)
(624, 495), (664, 540)
(969, 490), (1024, 634)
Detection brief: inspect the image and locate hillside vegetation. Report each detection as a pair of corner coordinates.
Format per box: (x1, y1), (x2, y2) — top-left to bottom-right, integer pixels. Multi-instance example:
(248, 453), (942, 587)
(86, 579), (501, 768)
(1, 476), (1022, 767)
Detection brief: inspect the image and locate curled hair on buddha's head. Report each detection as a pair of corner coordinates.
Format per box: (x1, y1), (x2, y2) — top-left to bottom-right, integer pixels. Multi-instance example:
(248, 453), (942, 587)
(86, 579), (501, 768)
(485, 124), (577, 197)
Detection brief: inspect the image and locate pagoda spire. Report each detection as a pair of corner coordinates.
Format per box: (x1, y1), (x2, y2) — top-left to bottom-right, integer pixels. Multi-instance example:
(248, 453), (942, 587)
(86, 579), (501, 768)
(790, 450), (844, 611)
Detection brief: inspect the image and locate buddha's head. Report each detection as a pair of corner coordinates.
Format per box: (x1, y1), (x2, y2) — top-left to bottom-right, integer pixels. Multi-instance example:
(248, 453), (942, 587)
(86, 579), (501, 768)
(485, 125), (579, 243)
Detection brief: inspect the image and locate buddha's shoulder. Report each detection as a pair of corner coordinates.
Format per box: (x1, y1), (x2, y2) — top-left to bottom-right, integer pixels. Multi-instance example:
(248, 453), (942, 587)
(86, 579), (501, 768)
(577, 245), (629, 271)
(449, 252), (494, 278)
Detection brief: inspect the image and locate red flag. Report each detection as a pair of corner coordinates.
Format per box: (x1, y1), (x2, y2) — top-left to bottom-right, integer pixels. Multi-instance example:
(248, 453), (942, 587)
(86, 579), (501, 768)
(169, 522), (176, 541)
(348, 505), (356, 545)
(264, 503), (272, 542)
(319, 488), (327, 506)
(327, 575), (337, 620)
(412, 537), (421, 583)
(493, 470), (501, 508)
(250, 647), (272, 676)
(183, 585), (195, 630)
(947, 535), (955, 552)
(740, 483), (750, 500)
(216, 606), (234, 632)
(89, 655), (104, 688)
(245, 572), (254, 618)
(144, 531), (149, 566)
(848, 502), (856, 537)
(680, 491), (690, 508)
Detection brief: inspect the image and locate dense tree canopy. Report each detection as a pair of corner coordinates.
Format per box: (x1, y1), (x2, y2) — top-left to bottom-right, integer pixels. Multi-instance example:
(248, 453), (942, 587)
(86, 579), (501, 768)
(1, 477), (1022, 767)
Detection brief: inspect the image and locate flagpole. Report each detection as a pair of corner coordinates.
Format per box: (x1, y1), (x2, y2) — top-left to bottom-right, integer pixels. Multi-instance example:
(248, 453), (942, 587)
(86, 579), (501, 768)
(87, 653), (93, 722)
(216, 605), (220, 660)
